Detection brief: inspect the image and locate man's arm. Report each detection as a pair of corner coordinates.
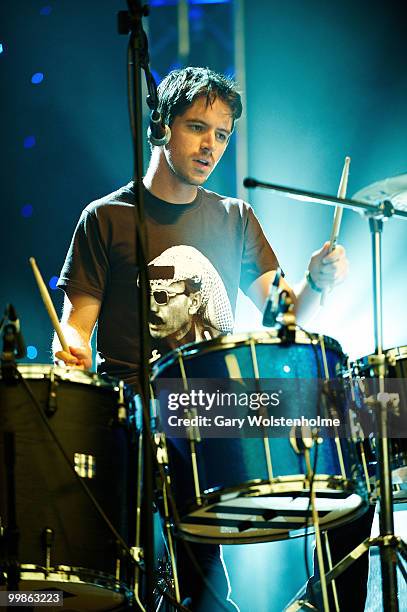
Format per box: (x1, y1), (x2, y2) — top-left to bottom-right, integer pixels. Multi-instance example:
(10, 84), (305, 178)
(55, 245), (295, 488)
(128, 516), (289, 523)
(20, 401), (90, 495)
(247, 242), (348, 326)
(53, 292), (101, 368)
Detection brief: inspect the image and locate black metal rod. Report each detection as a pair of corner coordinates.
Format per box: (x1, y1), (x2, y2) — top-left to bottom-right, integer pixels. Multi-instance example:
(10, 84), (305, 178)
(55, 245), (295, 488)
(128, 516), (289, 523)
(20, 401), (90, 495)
(369, 217), (399, 612)
(243, 177), (407, 219)
(124, 2), (154, 609)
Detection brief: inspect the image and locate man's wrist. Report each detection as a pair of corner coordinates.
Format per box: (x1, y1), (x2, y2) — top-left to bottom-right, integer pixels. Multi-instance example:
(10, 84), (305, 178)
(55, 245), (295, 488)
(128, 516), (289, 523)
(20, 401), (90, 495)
(305, 270), (323, 293)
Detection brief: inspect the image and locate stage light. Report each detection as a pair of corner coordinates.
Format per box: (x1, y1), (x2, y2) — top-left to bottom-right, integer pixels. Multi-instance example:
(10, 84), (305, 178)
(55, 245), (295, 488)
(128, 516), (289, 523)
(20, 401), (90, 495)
(21, 204), (33, 218)
(27, 345), (38, 360)
(0, 44), (4, 54)
(31, 72), (44, 85)
(48, 276), (59, 290)
(40, 6), (52, 16)
(24, 135), (36, 149)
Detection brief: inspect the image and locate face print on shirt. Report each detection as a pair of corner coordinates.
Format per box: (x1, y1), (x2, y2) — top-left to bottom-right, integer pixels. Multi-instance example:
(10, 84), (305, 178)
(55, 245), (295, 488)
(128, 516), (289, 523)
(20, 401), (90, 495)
(147, 245), (234, 360)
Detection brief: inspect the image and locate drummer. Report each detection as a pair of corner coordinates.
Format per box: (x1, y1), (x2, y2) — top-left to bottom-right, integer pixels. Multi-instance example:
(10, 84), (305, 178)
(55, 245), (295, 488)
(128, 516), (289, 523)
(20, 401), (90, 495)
(53, 66), (348, 611)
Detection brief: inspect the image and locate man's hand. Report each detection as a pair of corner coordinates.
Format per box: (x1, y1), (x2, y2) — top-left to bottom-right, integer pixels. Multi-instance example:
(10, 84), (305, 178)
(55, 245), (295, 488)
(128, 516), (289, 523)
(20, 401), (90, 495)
(54, 345), (92, 369)
(307, 241), (349, 291)
(53, 292), (100, 370)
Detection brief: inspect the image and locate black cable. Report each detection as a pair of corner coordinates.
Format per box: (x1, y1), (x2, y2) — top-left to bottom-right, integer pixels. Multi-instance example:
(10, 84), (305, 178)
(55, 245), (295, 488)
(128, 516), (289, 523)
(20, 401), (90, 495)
(296, 326), (323, 604)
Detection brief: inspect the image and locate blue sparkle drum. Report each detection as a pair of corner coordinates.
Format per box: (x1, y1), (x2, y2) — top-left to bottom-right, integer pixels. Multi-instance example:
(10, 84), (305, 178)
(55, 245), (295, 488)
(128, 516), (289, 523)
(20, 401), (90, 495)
(151, 330), (369, 544)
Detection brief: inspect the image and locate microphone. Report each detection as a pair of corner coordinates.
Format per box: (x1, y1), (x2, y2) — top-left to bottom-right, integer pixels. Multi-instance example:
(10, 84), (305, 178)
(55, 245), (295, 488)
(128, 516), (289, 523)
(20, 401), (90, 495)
(262, 268), (282, 327)
(7, 304), (26, 359)
(147, 109), (171, 146)
(243, 177), (258, 188)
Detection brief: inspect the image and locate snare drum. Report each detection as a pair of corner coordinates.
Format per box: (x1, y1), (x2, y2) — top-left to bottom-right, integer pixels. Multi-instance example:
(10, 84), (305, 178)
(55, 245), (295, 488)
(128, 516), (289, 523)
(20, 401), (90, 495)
(0, 365), (137, 611)
(151, 331), (368, 544)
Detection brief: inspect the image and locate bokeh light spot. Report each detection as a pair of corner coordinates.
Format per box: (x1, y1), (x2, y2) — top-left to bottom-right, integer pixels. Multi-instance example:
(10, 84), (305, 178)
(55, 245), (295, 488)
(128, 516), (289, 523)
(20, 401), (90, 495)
(189, 6), (203, 20)
(21, 204), (33, 218)
(49, 276), (59, 290)
(31, 72), (44, 84)
(24, 135), (36, 149)
(0, 44), (4, 55)
(40, 6), (52, 15)
(27, 345), (38, 360)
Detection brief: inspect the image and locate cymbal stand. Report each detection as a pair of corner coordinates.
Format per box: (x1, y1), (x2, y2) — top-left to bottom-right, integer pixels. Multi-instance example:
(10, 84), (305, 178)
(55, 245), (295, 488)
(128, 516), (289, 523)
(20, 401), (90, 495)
(308, 203), (407, 611)
(364, 209), (403, 611)
(243, 177), (407, 611)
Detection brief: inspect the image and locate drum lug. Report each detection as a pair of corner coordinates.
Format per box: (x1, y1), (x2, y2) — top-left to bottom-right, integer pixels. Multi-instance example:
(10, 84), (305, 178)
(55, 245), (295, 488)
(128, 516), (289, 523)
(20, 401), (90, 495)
(154, 433), (169, 465)
(46, 371), (58, 416)
(289, 425), (315, 454)
(116, 380), (128, 423)
(130, 546), (143, 563)
(366, 353), (387, 377)
(41, 527), (54, 572)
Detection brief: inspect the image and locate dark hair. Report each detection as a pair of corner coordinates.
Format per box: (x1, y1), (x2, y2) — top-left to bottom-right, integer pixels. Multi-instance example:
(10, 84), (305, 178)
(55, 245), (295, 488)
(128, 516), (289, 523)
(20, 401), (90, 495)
(157, 66), (242, 131)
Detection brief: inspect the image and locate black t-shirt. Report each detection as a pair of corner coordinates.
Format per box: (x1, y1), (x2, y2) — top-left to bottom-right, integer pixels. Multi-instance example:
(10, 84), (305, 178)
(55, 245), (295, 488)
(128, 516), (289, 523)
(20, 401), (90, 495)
(57, 183), (280, 386)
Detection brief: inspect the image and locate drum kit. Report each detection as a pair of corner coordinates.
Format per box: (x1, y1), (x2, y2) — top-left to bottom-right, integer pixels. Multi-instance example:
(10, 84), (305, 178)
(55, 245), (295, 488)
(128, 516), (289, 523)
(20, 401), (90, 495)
(0, 174), (406, 612)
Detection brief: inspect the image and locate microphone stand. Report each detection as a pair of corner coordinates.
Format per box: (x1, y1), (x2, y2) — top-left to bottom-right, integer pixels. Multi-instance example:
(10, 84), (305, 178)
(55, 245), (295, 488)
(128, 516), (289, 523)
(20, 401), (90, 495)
(118, 3), (155, 610)
(245, 177), (407, 611)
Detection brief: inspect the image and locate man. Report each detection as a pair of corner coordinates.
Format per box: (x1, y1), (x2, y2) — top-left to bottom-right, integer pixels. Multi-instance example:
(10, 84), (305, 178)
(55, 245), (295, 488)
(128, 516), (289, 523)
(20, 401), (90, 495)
(54, 67), (348, 610)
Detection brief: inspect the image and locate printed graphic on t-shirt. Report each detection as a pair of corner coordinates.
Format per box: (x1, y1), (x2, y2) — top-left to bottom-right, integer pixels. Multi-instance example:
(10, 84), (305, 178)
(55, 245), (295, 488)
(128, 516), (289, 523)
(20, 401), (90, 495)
(147, 245), (233, 362)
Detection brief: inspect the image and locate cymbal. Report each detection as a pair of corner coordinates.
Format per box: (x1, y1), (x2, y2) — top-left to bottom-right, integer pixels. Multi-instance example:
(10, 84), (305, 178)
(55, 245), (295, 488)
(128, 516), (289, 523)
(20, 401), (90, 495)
(353, 173), (407, 212)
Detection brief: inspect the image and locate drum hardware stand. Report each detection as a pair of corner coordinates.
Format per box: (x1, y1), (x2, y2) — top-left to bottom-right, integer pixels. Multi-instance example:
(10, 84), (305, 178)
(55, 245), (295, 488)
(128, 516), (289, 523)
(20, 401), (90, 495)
(302, 218), (407, 610)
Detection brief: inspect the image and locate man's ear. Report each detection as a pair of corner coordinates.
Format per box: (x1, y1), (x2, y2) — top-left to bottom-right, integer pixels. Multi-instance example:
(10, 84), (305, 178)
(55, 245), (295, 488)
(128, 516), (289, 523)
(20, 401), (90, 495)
(188, 292), (202, 315)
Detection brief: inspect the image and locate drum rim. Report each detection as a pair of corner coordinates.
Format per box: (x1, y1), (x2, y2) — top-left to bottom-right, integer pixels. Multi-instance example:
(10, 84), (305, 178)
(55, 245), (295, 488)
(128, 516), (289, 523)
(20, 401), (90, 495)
(151, 329), (344, 380)
(16, 563), (132, 598)
(172, 477), (368, 545)
(354, 345), (407, 368)
(1, 363), (122, 389)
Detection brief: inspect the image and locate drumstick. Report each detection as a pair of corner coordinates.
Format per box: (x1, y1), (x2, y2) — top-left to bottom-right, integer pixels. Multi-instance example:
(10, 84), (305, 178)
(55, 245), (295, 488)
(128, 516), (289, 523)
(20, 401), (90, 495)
(320, 156), (351, 305)
(29, 257), (70, 354)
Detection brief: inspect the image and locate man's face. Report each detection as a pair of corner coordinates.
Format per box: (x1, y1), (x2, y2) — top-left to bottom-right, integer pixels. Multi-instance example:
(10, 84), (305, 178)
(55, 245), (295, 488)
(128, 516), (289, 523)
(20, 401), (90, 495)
(149, 280), (202, 341)
(163, 96), (233, 187)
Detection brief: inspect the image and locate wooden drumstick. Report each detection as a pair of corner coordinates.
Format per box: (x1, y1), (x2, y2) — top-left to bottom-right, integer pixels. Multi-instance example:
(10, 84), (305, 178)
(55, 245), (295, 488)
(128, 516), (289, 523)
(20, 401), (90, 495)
(321, 156), (351, 305)
(29, 257), (70, 354)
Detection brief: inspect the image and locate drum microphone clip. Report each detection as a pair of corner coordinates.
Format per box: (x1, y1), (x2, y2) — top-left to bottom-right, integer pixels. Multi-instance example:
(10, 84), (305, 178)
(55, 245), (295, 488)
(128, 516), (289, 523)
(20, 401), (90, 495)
(1, 303), (26, 383)
(263, 269), (296, 341)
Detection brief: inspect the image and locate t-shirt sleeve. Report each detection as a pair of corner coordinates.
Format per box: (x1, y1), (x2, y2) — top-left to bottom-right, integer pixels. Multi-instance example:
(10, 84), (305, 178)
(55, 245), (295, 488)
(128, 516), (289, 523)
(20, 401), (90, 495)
(57, 208), (109, 299)
(240, 205), (281, 294)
